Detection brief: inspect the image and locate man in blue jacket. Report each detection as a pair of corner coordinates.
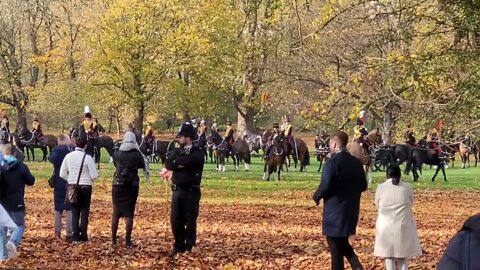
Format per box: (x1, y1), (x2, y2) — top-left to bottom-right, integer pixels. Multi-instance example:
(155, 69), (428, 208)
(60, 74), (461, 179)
(313, 130), (367, 270)
(0, 143), (35, 260)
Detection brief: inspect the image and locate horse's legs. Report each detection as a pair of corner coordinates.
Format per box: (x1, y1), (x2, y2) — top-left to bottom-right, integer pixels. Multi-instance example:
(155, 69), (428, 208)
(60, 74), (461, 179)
(412, 164), (419, 181)
(263, 163), (267, 180)
(276, 165), (281, 181)
(318, 158), (323, 172)
(432, 164), (441, 182)
(441, 164), (447, 181)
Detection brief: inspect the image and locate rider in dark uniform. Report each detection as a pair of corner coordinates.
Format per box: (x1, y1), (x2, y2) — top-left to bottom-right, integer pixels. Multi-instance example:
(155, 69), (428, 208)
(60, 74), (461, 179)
(164, 122), (205, 257)
(428, 128), (441, 154)
(225, 121), (235, 154)
(405, 123), (416, 146)
(93, 117), (105, 134)
(32, 115), (44, 145)
(144, 122), (155, 155)
(80, 108), (97, 158)
(264, 123), (281, 160)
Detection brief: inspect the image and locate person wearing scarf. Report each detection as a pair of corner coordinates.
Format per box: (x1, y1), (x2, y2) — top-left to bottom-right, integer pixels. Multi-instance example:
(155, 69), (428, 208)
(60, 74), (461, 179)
(111, 131), (150, 248)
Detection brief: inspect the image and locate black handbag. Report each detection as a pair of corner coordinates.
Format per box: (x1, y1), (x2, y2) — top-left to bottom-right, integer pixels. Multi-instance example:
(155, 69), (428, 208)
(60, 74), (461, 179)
(65, 152), (87, 204)
(48, 170), (55, 188)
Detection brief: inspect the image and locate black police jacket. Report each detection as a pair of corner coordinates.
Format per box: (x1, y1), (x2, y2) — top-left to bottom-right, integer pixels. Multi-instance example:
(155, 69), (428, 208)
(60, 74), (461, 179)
(165, 145), (205, 188)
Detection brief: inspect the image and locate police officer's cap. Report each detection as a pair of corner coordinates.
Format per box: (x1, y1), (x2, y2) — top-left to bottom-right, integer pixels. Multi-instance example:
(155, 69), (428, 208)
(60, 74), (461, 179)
(177, 122), (198, 139)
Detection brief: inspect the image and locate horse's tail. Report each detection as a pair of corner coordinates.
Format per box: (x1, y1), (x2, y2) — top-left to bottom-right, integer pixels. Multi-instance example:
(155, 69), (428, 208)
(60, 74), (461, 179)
(304, 148), (310, 166)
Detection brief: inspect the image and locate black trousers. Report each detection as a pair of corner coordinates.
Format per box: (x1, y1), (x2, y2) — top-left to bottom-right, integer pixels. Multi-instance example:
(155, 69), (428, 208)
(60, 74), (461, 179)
(326, 236), (363, 270)
(171, 188), (201, 252)
(72, 185), (92, 242)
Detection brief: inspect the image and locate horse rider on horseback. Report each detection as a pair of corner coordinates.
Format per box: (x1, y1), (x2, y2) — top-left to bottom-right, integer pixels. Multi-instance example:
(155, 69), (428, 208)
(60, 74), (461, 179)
(264, 123), (281, 160)
(405, 123), (416, 146)
(281, 116), (294, 144)
(144, 122), (155, 155)
(428, 127), (442, 155)
(225, 120), (235, 154)
(353, 110), (371, 155)
(211, 120), (218, 132)
(32, 115), (44, 145)
(0, 115), (10, 134)
(198, 120), (207, 139)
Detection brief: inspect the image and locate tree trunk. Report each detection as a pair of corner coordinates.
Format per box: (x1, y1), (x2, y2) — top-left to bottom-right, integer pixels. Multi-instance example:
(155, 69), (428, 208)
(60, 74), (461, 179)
(236, 106), (256, 138)
(115, 116), (121, 139)
(182, 111), (191, 122)
(108, 115), (113, 133)
(382, 101), (395, 144)
(16, 106), (27, 130)
(134, 102), (144, 133)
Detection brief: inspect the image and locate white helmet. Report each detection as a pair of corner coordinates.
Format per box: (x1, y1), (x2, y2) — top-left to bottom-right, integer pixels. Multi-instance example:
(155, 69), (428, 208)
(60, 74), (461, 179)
(359, 110), (367, 118)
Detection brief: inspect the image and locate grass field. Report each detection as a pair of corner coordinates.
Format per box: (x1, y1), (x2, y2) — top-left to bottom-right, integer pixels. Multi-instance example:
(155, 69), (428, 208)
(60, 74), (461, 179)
(1, 148), (479, 269)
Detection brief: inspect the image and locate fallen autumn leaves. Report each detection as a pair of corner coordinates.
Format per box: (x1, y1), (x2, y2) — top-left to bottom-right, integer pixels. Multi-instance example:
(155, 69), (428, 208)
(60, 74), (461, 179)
(1, 182), (477, 270)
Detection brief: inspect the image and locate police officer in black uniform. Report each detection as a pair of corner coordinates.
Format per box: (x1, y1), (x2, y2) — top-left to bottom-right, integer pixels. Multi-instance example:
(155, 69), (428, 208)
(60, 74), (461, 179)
(164, 121), (205, 257)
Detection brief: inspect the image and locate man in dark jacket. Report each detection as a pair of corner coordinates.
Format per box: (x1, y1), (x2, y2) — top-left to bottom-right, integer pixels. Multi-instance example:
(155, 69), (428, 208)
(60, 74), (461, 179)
(164, 121), (205, 257)
(0, 144), (35, 260)
(437, 213), (480, 270)
(48, 134), (73, 242)
(313, 130), (367, 270)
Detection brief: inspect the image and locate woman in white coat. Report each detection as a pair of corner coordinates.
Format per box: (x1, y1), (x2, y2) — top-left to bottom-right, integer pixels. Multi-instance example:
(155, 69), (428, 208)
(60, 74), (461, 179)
(374, 165), (422, 270)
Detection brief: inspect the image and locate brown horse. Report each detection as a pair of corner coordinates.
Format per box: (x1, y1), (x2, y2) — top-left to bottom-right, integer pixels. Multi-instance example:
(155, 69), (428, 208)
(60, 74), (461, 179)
(459, 137), (480, 168)
(263, 139), (287, 181)
(233, 139), (252, 171)
(347, 129), (382, 184)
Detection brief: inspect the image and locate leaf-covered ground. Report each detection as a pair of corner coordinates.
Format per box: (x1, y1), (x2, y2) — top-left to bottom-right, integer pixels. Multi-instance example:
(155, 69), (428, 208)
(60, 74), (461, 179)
(1, 159), (479, 269)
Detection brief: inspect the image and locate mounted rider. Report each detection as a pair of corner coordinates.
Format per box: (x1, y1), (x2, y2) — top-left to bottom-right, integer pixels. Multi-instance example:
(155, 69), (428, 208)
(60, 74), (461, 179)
(405, 123), (416, 146)
(144, 122), (155, 155)
(353, 110), (371, 154)
(225, 120), (235, 154)
(0, 115), (10, 135)
(428, 127), (441, 154)
(32, 115), (44, 144)
(79, 106), (98, 158)
(198, 120), (207, 139)
(211, 120), (218, 132)
(264, 123), (281, 160)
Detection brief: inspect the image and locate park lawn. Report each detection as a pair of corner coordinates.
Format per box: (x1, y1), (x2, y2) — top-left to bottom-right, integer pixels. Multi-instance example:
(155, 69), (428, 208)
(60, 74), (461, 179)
(2, 149), (478, 269)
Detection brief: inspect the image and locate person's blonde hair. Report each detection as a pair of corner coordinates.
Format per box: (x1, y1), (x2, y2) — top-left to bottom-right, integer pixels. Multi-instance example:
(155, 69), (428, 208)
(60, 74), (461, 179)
(2, 143), (15, 156)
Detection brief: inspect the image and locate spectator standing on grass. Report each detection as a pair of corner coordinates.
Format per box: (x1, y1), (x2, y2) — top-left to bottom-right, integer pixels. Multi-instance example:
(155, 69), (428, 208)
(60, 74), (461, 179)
(48, 134), (74, 242)
(0, 144), (35, 260)
(313, 130), (367, 270)
(374, 165), (422, 270)
(60, 136), (98, 243)
(111, 131), (149, 248)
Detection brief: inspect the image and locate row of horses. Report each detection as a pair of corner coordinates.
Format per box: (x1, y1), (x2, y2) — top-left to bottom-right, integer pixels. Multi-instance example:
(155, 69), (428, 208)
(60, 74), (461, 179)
(315, 129), (480, 182)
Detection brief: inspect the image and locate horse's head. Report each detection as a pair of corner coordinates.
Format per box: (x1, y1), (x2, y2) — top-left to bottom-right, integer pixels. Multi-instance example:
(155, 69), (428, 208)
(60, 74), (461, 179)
(368, 129), (382, 145)
(262, 130), (272, 144)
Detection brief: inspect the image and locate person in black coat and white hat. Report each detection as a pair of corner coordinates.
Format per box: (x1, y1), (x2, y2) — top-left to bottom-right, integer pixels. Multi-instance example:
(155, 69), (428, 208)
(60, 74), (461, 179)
(162, 121), (205, 257)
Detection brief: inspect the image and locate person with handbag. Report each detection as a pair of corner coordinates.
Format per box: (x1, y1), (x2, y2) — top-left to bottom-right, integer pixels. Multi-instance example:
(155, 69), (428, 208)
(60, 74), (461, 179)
(48, 134), (73, 242)
(111, 131), (150, 248)
(0, 144), (35, 260)
(60, 136), (98, 244)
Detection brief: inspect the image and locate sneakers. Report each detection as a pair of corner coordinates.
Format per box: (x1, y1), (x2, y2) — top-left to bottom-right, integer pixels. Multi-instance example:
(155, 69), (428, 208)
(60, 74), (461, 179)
(6, 242), (18, 259)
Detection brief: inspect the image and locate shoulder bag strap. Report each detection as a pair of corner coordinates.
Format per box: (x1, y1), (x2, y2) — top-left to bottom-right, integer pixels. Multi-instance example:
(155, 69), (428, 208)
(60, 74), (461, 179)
(75, 152), (88, 186)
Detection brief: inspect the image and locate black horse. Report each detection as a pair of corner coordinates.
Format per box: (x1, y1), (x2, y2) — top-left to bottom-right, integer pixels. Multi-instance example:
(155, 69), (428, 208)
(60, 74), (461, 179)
(69, 127), (114, 166)
(207, 130), (237, 172)
(315, 130), (330, 172)
(139, 137), (169, 163)
(233, 139), (252, 171)
(405, 146), (448, 182)
(16, 125), (48, 161)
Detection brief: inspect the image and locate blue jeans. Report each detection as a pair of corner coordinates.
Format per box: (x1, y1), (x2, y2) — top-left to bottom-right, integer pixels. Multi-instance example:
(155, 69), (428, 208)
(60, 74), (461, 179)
(0, 211), (25, 260)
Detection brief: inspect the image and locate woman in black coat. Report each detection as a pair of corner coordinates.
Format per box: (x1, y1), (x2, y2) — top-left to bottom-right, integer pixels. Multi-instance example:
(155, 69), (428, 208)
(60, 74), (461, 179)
(48, 134), (73, 241)
(111, 131), (149, 247)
